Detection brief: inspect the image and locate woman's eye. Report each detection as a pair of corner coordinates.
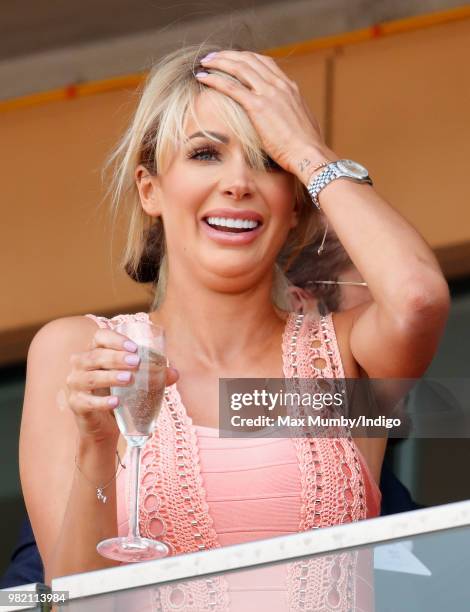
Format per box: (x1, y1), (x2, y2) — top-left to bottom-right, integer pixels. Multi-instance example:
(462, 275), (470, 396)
(188, 146), (220, 161)
(187, 146), (281, 171)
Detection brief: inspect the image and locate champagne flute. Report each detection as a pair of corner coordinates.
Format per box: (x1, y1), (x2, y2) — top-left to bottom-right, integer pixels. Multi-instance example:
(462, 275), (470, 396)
(97, 319), (169, 562)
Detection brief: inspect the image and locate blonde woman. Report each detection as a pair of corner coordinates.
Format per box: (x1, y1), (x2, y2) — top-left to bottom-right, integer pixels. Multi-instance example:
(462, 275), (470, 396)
(19, 43), (450, 607)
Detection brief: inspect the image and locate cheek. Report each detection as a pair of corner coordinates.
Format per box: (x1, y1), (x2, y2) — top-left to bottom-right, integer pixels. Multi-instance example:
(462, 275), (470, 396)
(160, 177), (209, 218)
(269, 179), (296, 215)
(270, 190), (297, 235)
(165, 178), (194, 201)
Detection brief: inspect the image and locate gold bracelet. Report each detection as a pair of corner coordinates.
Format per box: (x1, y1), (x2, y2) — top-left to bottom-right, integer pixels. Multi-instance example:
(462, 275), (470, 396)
(74, 450), (126, 504)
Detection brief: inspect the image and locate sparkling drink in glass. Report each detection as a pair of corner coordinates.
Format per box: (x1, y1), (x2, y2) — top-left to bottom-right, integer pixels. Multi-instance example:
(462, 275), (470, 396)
(97, 319), (169, 562)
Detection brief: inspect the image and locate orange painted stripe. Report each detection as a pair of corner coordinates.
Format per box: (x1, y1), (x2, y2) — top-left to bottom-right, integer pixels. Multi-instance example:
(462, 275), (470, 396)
(267, 4), (470, 56)
(268, 27), (376, 56)
(0, 74), (144, 112)
(1, 4), (470, 113)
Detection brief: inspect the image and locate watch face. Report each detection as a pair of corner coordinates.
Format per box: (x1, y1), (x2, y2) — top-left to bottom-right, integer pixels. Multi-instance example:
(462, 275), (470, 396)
(337, 159), (368, 179)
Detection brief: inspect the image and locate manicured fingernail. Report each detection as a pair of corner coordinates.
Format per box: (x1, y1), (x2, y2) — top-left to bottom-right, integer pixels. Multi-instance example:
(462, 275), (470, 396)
(123, 340), (138, 352)
(125, 354), (140, 365)
(117, 371), (132, 381)
(108, 396), (119, 407)
(195, 71), (209, 78)
(200, 52), (217, 62)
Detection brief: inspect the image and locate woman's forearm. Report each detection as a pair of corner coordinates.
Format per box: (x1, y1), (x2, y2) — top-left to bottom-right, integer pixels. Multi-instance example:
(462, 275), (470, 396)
(295, 145), (450, 322)
(45, 440), (121, 584)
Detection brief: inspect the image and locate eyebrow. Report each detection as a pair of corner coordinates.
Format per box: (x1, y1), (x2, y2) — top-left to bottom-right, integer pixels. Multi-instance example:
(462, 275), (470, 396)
(188, 131), (229, 144)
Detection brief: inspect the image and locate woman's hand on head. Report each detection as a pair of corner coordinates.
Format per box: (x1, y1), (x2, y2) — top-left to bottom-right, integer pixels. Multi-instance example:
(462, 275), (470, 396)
(195, 50), (327, 181)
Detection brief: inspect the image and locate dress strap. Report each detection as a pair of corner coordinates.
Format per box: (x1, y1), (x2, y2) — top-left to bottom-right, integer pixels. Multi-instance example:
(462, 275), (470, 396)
(282, 313), (365, 611)
(318, 312), (345, 378)
(84, 312), (150, 330)
(282, 312), (344, 379)
(84, 314), (111, 329)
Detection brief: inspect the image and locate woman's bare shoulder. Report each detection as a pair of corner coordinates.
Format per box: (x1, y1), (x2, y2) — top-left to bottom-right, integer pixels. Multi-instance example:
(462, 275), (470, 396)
(29, 315), (99, 354)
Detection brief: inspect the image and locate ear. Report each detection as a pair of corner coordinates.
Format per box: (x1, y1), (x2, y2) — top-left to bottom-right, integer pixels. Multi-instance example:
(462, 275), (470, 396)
(135, 165), (162, 218)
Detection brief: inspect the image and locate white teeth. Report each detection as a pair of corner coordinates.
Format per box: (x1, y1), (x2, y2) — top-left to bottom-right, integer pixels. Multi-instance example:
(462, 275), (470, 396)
(206, 216), (259, 229)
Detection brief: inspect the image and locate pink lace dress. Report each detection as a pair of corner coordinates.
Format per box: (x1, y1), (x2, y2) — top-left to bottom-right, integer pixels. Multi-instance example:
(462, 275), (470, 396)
(85, 311), (381, 611)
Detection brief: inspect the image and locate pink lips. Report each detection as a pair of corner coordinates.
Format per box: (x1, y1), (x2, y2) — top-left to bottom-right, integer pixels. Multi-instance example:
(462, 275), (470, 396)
(200, 208), (264, 246)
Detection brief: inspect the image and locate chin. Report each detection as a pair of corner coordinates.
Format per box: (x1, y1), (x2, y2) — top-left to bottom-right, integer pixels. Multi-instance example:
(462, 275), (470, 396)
(196, 259), (271, 292)
(198, 250), (265, 277)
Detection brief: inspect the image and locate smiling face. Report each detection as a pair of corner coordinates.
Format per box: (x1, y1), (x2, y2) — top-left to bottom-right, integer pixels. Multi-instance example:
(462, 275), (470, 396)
(136, 91), (299, 296)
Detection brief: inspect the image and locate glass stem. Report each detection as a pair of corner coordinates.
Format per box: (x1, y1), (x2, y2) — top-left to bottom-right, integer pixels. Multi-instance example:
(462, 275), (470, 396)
(127, 442), (143, 539)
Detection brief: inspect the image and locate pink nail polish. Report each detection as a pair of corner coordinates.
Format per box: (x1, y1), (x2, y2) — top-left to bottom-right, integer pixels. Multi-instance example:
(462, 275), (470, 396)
(195, 71), (209, 78)
(201, 52), (217, 62)
(125, 354), (140, 366)
(123, 340), (138, 352)
(117, 371), (132, 381)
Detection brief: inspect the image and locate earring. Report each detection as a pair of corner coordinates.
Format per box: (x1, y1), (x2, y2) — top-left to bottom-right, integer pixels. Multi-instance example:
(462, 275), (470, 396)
(317, 220), (328, 256)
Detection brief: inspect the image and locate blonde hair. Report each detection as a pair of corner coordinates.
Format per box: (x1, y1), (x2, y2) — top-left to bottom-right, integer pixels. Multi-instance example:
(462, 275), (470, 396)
(104, 42), (323, 311)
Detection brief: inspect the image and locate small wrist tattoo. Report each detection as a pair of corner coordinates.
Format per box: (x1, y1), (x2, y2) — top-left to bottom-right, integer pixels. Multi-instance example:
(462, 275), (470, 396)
(298, 158), (312, 174)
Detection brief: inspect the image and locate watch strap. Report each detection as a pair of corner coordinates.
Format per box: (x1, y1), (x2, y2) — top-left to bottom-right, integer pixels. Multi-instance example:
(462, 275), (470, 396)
(307, 161), (373, 210)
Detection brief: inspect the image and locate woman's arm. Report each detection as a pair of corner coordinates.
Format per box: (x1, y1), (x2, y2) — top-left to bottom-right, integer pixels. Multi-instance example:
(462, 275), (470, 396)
(192, 50), (449, 379)
(19, 317), (121, 584)
(296, 144), (450, 379)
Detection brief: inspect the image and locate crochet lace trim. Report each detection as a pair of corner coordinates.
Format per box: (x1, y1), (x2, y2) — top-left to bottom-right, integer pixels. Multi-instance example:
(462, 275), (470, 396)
(84, 311), (371, 611)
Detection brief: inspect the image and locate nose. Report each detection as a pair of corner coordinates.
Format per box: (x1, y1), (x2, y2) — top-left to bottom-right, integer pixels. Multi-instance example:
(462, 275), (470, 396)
(220, 155), (255, 201)
(223, 182), (253, 201)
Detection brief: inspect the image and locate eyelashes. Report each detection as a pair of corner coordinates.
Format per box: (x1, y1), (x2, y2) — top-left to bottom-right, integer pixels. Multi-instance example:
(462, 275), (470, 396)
(186, 144), (281, 171)
(186, 144), (220, 162)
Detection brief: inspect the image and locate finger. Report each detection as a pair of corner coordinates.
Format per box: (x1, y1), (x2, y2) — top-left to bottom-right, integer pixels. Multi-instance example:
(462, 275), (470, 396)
(201, 50), (282, 80)
(70, 347), (141, 372)
(66, 368), (135, 392)
(239, 51), (295, 89)
(195, 70), (254, 108)
(68, 390), (120, 413)
(90, 327), (139, 353)
(252, 53), (289, 80)
(200, 50), (293, 91)
(200, 55), (269, 93)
